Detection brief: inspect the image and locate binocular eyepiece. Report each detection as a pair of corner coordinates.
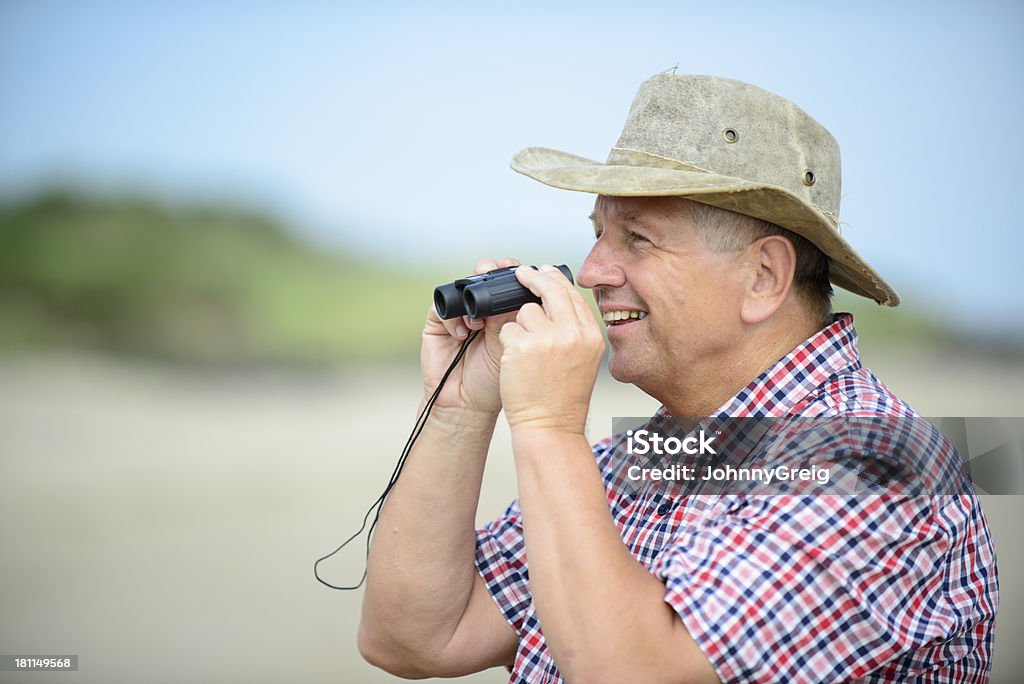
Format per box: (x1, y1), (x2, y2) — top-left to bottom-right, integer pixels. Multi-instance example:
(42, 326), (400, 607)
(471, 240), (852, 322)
(434, 264), (573, 319)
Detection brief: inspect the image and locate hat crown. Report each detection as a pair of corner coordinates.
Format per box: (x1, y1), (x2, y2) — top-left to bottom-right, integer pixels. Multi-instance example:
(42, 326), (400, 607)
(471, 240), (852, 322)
(610, 74), (841, 218)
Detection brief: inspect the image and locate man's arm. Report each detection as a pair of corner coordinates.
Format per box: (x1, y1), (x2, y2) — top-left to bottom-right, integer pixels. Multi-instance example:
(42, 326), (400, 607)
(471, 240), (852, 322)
(358, 405), (517, 677)
(512, 429), (720, 684)
(358, 258), (520, 677)
(498, 266), (720, 684)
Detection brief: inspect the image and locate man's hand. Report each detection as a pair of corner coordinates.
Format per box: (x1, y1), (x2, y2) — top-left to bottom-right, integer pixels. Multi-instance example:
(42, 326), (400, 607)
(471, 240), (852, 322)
(498, 265), (606, 434)
(421, 257), (521, 414)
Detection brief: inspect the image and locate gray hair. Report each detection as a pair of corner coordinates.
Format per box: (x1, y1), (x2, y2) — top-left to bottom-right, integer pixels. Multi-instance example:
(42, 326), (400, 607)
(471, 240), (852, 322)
(673, 198), (833, 325)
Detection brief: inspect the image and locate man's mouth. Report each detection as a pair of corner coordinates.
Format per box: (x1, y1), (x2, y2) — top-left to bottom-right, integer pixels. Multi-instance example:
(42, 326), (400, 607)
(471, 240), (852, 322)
(601, 310), (648, 327)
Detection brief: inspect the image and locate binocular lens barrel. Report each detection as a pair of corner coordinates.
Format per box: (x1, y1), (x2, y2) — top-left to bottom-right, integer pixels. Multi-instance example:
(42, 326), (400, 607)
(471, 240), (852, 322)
(433, 264), (573, 320)
(433, 282), (465, 320)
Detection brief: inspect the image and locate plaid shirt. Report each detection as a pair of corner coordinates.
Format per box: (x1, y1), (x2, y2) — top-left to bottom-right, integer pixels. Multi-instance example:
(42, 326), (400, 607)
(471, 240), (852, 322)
(475, 314), (999, 683)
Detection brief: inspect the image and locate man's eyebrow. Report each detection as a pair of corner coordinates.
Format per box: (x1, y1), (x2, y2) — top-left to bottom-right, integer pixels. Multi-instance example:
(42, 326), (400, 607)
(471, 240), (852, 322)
(588, 210), (642, 223)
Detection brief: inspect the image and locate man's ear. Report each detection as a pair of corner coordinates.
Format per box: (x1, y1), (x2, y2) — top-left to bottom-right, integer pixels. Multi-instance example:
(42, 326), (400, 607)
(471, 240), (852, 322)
(740, 235), (796, 324)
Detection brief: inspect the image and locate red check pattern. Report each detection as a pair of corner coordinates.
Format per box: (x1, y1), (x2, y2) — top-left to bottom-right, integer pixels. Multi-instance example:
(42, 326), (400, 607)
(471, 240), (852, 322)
(475, 314), (998, 683)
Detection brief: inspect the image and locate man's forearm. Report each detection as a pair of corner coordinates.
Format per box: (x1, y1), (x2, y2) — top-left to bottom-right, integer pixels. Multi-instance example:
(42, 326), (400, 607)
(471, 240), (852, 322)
(360, 403), (498, 656)
(512, 428), (718, 684)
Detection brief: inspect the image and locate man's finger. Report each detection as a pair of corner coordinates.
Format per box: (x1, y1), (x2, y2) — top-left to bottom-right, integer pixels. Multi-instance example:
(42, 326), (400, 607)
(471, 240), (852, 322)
(538, 264), (592, 325)
(514, 302), (548, 332)
(515, 265), (576, 322)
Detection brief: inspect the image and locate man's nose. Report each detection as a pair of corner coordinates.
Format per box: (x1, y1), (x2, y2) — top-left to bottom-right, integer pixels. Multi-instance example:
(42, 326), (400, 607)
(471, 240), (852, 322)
(578, 240), (625, 290)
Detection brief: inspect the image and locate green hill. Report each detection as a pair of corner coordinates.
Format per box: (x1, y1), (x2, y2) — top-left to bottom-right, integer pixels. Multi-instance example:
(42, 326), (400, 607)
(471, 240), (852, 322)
(0, 192), (435, 365)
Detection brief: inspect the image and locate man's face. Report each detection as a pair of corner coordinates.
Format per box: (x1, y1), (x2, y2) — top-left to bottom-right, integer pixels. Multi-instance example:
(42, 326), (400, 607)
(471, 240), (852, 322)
(578, 196), (750, 395)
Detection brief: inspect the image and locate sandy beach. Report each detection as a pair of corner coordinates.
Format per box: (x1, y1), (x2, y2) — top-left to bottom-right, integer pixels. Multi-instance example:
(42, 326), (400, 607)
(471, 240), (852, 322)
(1, 350), (1021, 683)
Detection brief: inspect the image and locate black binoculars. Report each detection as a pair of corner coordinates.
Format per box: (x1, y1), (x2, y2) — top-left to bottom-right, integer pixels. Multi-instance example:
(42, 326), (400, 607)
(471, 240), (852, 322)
(434, 264), (574, 319)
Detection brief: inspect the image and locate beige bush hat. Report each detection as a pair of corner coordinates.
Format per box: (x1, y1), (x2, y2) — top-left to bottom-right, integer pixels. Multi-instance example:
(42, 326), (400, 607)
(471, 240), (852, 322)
(511, 73), (900, 306)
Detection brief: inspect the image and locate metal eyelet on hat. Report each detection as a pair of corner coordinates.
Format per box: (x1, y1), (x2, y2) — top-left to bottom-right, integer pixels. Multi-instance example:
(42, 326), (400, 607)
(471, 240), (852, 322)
(723, 128), (738, 143)
(802, 170), (815, 186)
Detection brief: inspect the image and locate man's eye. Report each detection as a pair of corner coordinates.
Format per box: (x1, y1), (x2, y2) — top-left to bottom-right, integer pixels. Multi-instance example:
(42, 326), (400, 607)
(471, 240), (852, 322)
(626, 231), (651, 245)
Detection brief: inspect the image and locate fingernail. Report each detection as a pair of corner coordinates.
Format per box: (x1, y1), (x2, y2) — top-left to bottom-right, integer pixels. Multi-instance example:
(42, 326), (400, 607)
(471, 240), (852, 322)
(455, 324), (468, 338)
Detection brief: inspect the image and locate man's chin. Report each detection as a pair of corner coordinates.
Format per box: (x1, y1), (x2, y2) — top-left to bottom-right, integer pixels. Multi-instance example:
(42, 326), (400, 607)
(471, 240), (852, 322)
(607, 352), (640, 385)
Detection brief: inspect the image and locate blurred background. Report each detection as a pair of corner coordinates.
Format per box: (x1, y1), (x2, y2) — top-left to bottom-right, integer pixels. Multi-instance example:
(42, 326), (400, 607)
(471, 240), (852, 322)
(1, 1), (1021, 682)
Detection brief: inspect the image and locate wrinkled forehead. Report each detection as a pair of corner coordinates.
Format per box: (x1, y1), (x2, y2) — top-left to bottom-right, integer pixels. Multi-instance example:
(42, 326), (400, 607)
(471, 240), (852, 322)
(590, 195), (690, 227)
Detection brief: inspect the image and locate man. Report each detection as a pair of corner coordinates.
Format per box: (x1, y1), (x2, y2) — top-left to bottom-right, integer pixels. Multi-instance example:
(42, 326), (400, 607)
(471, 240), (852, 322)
(358, 74), (998, 682)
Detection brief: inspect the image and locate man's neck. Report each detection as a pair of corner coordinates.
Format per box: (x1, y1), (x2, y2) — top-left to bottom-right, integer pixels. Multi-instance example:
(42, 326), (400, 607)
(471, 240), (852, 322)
(656, 315), (825, 417)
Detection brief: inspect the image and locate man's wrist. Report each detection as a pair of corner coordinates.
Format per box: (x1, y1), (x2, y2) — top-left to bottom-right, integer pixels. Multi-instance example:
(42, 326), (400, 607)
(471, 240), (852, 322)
(510, 426), (590, 461)
(503, 399), (591, 437)
(418, 402), (500, 432)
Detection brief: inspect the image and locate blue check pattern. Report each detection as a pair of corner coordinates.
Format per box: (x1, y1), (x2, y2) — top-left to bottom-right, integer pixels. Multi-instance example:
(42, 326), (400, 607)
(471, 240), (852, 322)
(475, 314), (998, 683)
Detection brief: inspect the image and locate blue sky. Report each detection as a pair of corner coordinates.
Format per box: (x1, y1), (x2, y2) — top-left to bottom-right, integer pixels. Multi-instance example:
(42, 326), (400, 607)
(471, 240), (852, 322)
(2, 1), (1022, 336)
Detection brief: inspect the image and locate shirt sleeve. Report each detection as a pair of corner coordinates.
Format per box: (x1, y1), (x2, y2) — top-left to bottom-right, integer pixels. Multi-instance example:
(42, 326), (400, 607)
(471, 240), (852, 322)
(653, 495), (957, 683)
(475, 497), (531, 635)
(474, 438), (618, 636)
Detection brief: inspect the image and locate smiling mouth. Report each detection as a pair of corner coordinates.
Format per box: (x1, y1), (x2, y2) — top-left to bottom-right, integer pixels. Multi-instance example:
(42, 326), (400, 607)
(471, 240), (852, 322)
(602, 310), (648, 327)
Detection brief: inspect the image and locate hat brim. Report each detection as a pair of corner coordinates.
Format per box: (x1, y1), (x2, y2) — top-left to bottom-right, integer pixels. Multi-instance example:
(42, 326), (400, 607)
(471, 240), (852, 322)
(512, 146), (900, 307)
